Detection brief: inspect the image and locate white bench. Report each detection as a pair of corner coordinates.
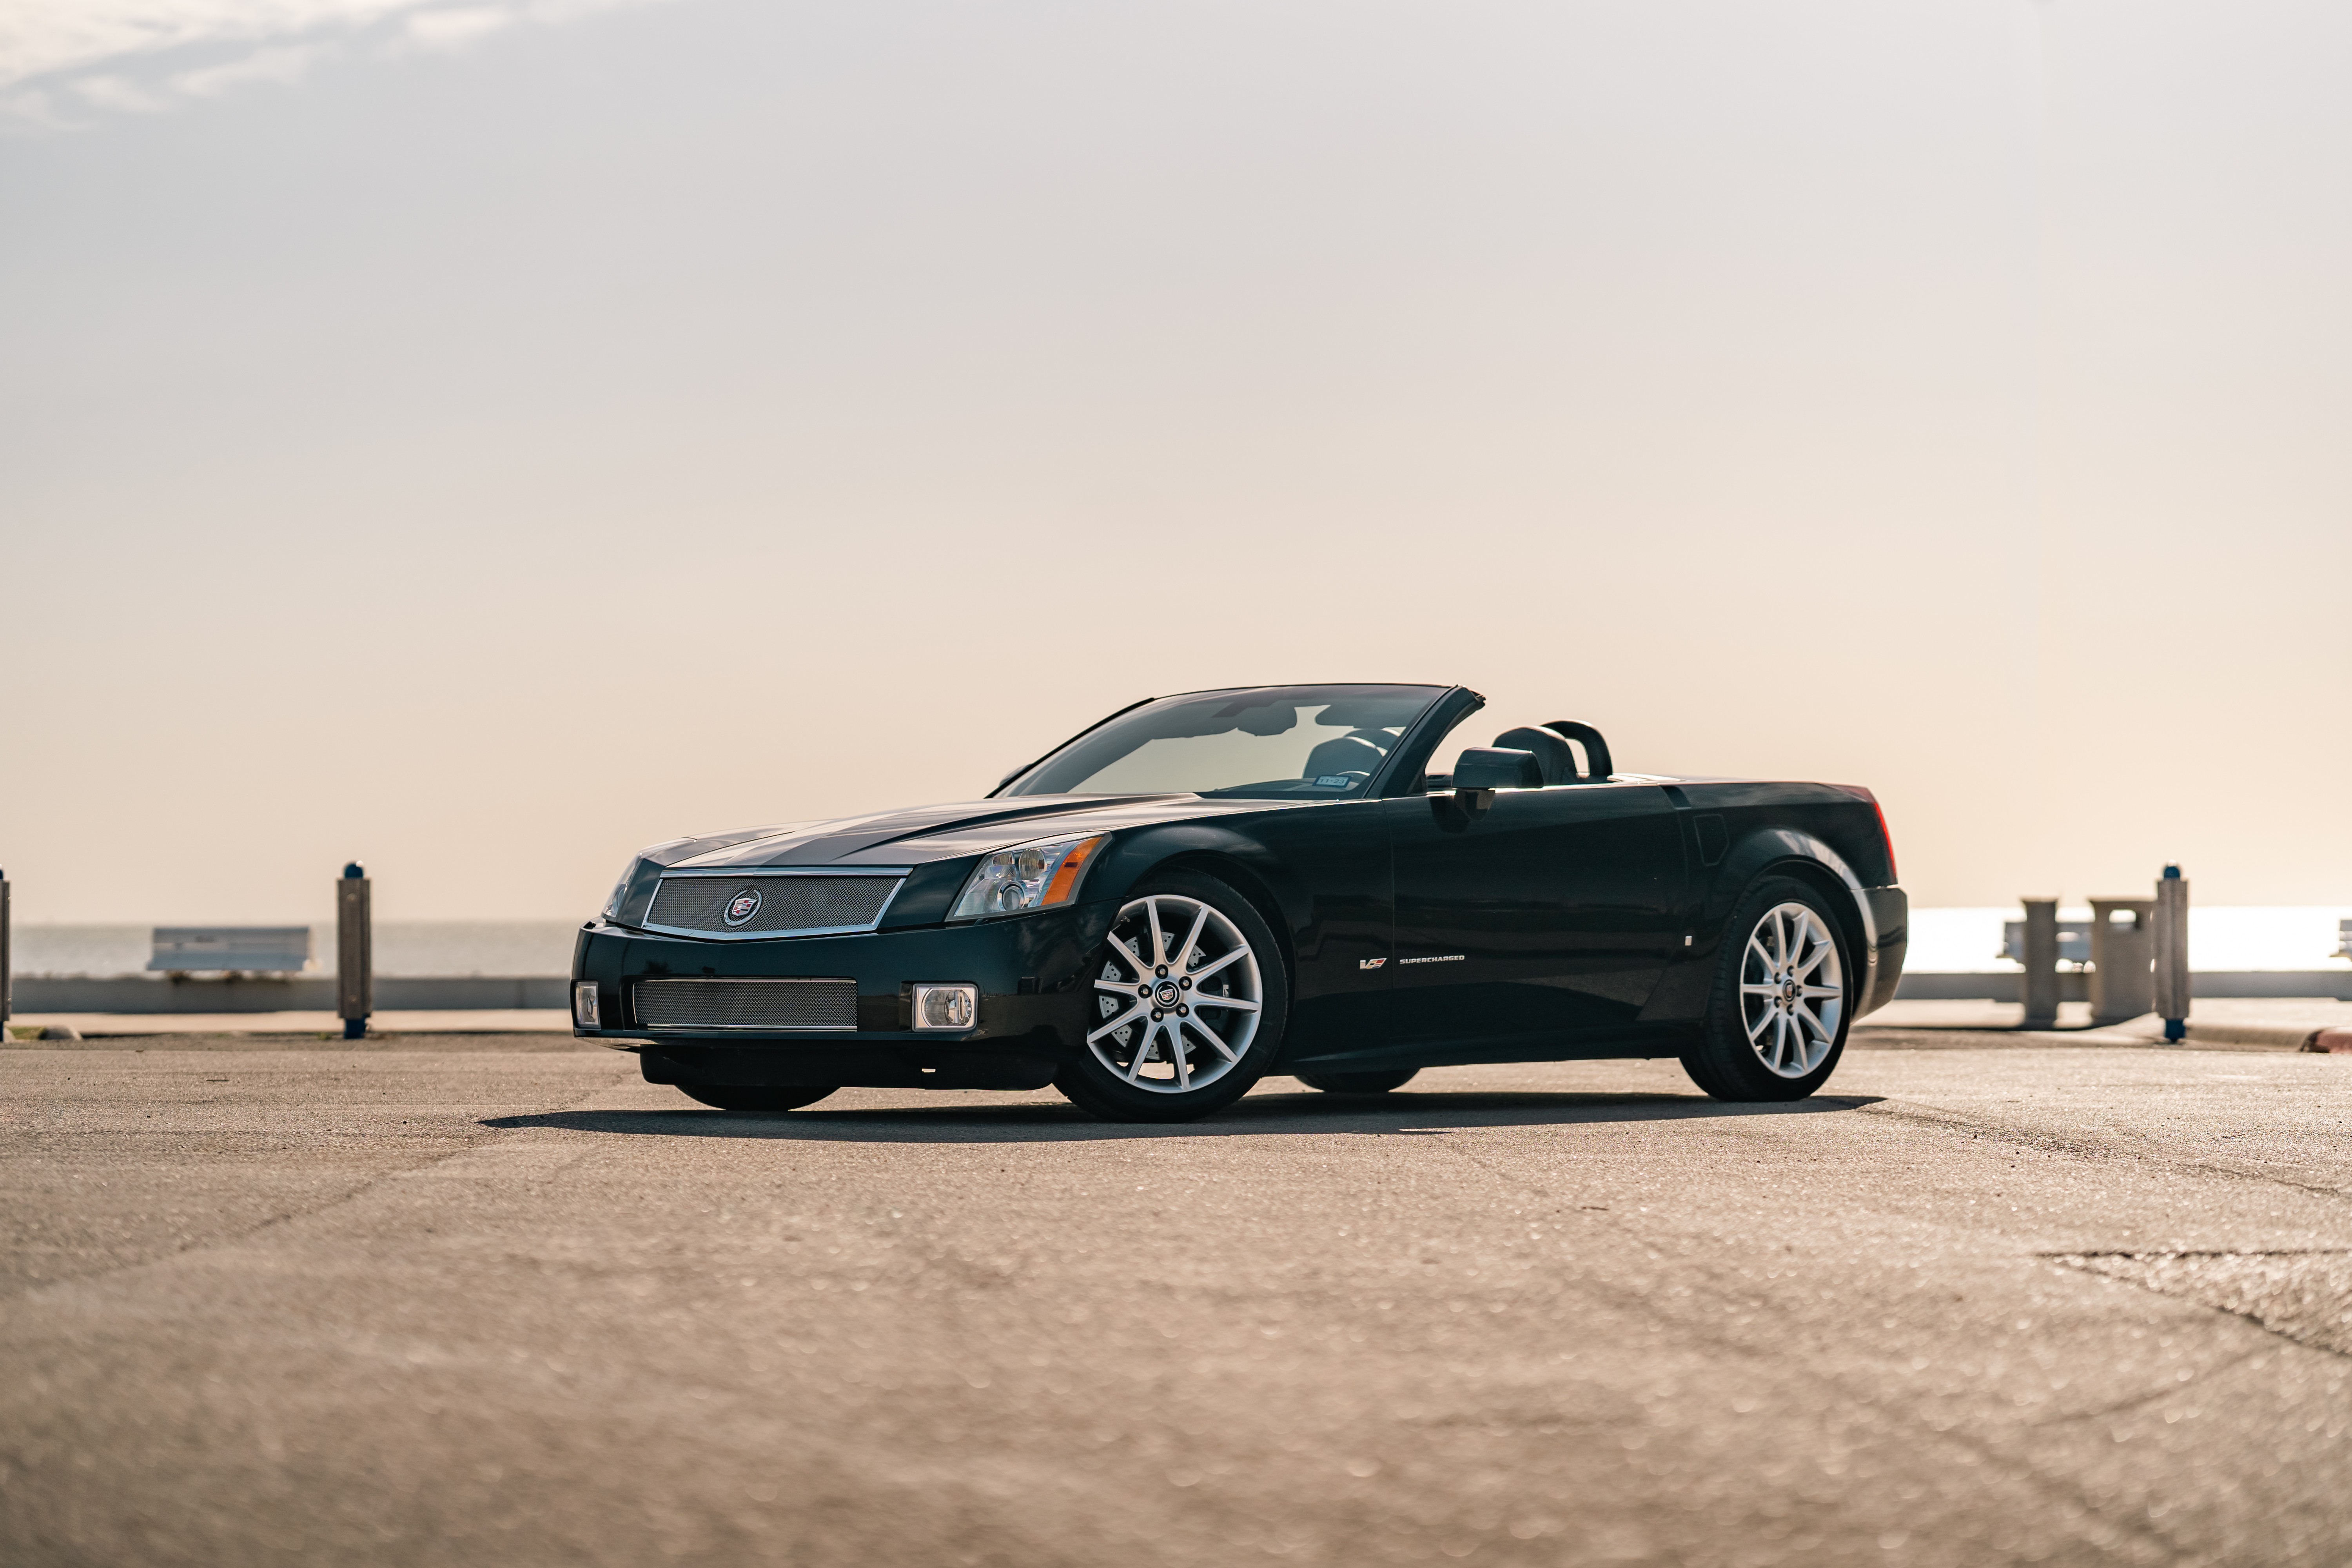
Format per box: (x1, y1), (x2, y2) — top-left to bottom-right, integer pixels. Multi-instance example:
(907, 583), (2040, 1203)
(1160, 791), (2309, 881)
(2002, 919), (2094, 969)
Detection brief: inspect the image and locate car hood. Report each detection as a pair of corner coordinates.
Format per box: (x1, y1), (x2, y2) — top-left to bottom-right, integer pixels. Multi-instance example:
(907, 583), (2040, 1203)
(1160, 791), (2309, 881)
(645, 793), (1306, 871)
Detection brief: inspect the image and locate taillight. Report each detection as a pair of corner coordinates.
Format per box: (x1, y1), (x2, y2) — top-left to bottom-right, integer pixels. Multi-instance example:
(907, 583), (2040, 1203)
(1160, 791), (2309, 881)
(1833, 786), (1897, 883)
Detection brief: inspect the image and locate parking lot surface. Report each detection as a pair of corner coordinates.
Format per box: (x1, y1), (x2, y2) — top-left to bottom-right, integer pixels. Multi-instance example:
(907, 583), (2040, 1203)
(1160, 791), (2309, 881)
(3, 1035), (2348, 1566)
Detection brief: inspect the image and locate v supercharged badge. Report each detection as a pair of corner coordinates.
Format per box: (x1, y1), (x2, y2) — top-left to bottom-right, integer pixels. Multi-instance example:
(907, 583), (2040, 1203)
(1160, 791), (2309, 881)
(1359, 957), (1388, 970)
(722, 887), (764, 927)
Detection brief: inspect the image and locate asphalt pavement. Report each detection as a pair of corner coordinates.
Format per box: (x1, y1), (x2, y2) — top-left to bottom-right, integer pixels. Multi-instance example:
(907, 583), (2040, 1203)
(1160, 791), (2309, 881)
(3, 1032), (2349, 1566)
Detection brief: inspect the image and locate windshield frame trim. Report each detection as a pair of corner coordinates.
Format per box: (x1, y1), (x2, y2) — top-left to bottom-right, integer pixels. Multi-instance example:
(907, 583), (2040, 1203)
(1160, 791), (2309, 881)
(1367, 686), (1487, 799)
(986, 696), (1156, 799)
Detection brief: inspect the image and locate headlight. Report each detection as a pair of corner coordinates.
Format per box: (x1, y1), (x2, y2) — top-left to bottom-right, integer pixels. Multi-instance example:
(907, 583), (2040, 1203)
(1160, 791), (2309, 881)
(601, 860), (637, 920)
(948, 834), (1108, 921)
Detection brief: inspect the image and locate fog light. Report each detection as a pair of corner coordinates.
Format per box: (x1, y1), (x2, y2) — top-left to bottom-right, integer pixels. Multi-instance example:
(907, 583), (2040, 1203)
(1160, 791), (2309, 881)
(913, 983), (978, 1031)
(572, 981), (601, 1027)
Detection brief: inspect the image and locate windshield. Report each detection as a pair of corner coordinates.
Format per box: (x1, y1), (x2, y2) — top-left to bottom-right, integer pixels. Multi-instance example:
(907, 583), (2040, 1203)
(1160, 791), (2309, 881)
(1002, 685), (1446, 800)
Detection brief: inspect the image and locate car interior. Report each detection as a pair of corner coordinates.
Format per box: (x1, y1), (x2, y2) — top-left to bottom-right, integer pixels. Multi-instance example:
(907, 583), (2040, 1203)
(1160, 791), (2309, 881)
(1302, 727), (1399, 782)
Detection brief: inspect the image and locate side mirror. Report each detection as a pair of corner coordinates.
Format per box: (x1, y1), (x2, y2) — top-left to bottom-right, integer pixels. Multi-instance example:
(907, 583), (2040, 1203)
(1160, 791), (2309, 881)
(1450, 748), (1543, 791)
(1441, 748), (1543, 820)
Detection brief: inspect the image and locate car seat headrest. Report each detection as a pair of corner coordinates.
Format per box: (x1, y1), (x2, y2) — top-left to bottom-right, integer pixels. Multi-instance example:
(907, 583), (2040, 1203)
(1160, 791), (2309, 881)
(1494, 726), (1579, 785)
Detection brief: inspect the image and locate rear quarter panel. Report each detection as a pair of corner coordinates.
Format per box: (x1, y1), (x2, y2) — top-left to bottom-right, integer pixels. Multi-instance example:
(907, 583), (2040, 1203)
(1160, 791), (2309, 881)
(1678, 781), (1895, 891)
(1639, 780), (1902, 1022)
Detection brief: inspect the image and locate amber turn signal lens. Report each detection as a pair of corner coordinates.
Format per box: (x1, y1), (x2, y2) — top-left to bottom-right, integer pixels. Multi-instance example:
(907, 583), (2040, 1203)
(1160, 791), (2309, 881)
(1040, 835), (1107, 907)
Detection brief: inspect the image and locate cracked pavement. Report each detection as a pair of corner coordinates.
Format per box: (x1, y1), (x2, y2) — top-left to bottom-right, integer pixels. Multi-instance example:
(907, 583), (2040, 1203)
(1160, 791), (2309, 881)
(2, 1037), (2348, 1565)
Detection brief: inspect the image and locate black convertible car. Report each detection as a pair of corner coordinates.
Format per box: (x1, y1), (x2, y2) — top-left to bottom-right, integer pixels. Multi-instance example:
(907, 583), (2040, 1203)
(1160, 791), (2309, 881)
(573, 683), (1906, 1121)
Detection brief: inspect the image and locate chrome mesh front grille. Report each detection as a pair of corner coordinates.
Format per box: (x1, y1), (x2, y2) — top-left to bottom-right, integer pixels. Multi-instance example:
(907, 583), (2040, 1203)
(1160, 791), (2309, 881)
(633, 978), (858, 1031)
(645, 875), (901, 937)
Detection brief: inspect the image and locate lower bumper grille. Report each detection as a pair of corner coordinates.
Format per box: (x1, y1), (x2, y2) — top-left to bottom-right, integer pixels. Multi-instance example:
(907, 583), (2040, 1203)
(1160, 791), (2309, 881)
(633, 978), (858, 1031)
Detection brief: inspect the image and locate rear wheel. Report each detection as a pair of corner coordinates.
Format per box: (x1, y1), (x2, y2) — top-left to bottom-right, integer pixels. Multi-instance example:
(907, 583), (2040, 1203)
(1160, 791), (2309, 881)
(1681, 876), (1851, 1102)
(674, 1083), (838, 1112)
(1056, 871), (1287, 1123)
(1297, 1068), (1419, 1094)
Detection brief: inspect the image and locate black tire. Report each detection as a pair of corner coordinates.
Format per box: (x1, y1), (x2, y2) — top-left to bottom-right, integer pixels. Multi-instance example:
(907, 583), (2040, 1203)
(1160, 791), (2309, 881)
(1296, 1068), (1419, 1094)
(1681, 875), (1854, 1102)
(675, 1083), (838, 1112)
(1055, 869), (1289, 1123)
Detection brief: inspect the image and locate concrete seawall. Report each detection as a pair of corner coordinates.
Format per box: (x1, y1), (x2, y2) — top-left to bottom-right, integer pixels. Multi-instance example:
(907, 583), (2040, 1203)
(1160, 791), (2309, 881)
(14, 976), (570, 1013)
(1893, 971), (2352, 1002)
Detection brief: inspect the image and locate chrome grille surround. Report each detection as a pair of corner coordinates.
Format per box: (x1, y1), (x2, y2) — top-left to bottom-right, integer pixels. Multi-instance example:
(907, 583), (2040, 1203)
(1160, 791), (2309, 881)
(642, 868), (907, 940)
(634, 978), (858, 1031)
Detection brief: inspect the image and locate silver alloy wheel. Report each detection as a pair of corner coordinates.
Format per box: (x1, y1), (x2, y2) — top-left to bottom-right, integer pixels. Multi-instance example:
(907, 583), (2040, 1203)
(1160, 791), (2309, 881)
(1737, 900), (1844, 1078)
(1087, 893), (1263, 1093)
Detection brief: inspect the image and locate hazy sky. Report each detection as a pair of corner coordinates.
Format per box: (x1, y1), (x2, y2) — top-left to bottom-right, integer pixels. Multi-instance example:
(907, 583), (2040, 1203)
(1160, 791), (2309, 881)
(3, 0), (2347, 923)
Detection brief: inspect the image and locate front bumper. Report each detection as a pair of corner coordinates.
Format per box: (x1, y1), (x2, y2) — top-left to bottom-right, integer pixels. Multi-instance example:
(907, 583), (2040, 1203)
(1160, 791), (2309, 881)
(572, 900), (1117, 1085)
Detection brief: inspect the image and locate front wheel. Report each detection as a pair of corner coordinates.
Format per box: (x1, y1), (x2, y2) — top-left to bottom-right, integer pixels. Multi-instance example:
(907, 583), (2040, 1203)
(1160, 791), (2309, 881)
(675, 1083), (838, 1112)
(1681, 876), (1852, 1102)
(1056, 871), (1288, 1123)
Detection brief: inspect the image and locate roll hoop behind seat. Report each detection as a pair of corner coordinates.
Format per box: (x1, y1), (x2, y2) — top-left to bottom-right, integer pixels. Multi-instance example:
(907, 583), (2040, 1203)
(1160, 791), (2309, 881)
(1543, 720), (1613, 782)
